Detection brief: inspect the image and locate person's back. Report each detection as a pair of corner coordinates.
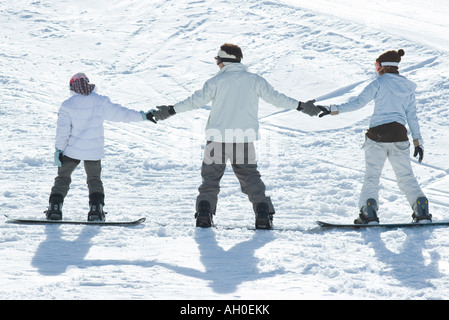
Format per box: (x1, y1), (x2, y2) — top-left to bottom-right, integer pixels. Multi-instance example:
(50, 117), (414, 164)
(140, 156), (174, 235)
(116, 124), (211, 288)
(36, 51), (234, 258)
(58, 92), (108, 160)
(370, 73), (418, 132)
(58, 92), (143, 160)
(205, 63), (262, 142)
(205, 63), (301, 142)
(149, 43), (321, 229)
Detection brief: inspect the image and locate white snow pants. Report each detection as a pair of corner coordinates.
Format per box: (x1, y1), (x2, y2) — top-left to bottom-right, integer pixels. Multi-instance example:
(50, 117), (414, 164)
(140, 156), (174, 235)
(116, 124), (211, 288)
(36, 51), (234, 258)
(358, 138), (425, 210)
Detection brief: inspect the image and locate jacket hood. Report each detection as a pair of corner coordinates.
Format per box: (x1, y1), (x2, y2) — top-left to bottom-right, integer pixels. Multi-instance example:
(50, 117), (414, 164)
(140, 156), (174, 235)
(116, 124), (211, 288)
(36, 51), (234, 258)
(380, 73), (417, 97)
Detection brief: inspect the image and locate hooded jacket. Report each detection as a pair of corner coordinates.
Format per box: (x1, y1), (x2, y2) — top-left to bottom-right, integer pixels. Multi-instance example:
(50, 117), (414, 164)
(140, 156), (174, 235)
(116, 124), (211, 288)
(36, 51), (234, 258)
(336, 73), (423, 143)
(173, 63), (299, 142)
(55, 91), (143, 161)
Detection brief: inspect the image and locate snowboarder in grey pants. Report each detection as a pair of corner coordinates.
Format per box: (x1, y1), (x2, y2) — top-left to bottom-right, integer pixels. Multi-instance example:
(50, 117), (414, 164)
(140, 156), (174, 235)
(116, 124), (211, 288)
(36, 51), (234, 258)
(46, 73), (155, 221)
(149, 43), (321, 229)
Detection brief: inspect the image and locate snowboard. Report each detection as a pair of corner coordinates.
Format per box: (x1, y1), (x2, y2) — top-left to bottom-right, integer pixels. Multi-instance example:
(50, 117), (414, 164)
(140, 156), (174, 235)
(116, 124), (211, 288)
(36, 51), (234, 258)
(4, 215), (145, 226)
(316, 220), (449, 229)
(156, 221), (300, 231)
(211, 224), (303, 232)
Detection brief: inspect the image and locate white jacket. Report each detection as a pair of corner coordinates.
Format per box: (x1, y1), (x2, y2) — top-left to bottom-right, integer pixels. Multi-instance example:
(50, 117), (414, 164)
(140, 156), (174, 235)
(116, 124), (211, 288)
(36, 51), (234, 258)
(55, 92), (143, 161)
(174, 63), (299, 142)
(336, 73), (423, 143)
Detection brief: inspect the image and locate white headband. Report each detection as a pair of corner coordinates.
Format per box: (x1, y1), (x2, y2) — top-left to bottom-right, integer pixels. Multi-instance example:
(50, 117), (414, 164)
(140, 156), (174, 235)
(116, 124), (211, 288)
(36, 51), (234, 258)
(380, 62), (399, 67)
(217, 49), (237, 59)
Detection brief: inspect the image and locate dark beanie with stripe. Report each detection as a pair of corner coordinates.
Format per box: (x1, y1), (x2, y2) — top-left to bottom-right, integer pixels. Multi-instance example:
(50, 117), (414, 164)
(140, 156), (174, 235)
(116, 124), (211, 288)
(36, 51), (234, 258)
(376, 49), (405, 67)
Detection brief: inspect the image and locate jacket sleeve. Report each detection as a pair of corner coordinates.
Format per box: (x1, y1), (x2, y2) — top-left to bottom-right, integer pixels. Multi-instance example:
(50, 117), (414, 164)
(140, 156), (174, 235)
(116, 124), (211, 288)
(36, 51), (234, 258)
(404, 94), (423, 143)
(256, 76), (298, 110)
(336, 80), (379, 113)
(173, 80), (215, 113)
(102, 97), (143, 122)
(54, 105), (72, 151)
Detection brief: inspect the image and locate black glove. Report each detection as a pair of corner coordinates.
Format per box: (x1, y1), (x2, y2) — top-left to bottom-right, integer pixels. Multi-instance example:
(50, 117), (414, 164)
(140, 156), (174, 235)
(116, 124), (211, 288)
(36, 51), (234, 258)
(153, 105), (176, 121)
(297, 100), (320, 117)
(317, 105), (330, 118)
(145, 111), (157, 123)
(413, 145), (424, 163)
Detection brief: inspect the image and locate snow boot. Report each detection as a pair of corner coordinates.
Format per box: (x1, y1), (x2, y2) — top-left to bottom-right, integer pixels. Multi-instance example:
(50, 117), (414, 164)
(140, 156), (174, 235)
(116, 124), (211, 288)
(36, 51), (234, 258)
(354, 198), (379, 225)
(255, 202), (273, 230)
(412, 197), (431, 223)
(46, 194), (63, 220)
(87, 193), (106, 222)
(195, 200), (213, 228)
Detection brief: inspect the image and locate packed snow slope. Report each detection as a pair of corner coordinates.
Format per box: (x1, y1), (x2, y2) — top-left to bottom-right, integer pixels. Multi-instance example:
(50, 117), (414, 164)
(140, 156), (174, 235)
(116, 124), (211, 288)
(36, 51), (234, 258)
(1, 0), (449, 300)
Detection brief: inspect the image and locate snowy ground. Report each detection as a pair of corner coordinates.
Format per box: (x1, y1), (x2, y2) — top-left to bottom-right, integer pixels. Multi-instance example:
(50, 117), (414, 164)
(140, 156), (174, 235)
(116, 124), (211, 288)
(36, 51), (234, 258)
(1, 0), (449, 300)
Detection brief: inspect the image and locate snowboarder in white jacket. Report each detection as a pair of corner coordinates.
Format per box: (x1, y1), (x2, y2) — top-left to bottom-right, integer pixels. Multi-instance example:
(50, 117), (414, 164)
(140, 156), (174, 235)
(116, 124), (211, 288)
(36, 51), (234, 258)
(149, 43), (321, 229)
(46, 73), (154, 221)
(319, 49), (430, 224)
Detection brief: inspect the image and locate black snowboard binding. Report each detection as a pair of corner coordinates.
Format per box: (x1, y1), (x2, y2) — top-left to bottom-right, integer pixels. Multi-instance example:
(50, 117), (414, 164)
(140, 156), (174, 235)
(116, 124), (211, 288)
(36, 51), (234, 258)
(195, 200), (213, 228)
(255, 202), (273, 230)
(45, 194), (63, 221)
(354, 198), (379, 225)
(88, 193), (106, 222)
(88, 203), (106, 222)
(412, 197), (431, 223)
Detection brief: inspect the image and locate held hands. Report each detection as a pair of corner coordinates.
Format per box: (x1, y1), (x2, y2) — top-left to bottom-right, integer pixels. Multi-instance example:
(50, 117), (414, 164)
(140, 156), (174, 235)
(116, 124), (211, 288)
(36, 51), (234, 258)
(296, 100), (321, 117)
(141, 111), (157, 123)
(152, 105), (176, 121)
(317, 105), (339, 117)
(142, 105), (176, 123)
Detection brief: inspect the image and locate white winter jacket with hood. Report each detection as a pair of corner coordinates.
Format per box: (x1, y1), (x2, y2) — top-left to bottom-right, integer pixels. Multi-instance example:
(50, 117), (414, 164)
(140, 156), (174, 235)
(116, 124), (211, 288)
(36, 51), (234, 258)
(173, 63), (299, 142)
(55, 91), (143, 161)
(336, 73), (423, 143)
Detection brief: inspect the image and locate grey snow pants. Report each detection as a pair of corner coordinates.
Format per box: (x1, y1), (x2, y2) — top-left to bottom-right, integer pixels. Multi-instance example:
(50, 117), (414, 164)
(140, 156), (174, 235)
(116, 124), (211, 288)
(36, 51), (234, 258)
(196, 141), (274, 215)
(50, 155), (104, 204)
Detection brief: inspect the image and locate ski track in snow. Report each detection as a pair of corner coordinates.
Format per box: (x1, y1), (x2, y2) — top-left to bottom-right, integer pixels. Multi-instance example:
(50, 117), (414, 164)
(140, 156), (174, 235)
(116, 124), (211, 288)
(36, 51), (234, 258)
(1, 0), (449, 300)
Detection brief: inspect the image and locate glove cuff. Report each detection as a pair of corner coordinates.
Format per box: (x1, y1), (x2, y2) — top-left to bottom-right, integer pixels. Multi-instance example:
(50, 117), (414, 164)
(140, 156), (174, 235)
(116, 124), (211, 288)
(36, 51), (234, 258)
(330, 105), (339, 115)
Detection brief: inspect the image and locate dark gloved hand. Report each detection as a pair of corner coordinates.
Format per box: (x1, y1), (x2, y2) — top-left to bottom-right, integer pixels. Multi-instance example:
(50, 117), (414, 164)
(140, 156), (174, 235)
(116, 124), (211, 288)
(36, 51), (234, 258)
(152, 105), (176, 121)
(317, 105), (330, 117)
(147, 111), (157, 123)
(297, 99), (321, 117)
(413, 143), (424, 163)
